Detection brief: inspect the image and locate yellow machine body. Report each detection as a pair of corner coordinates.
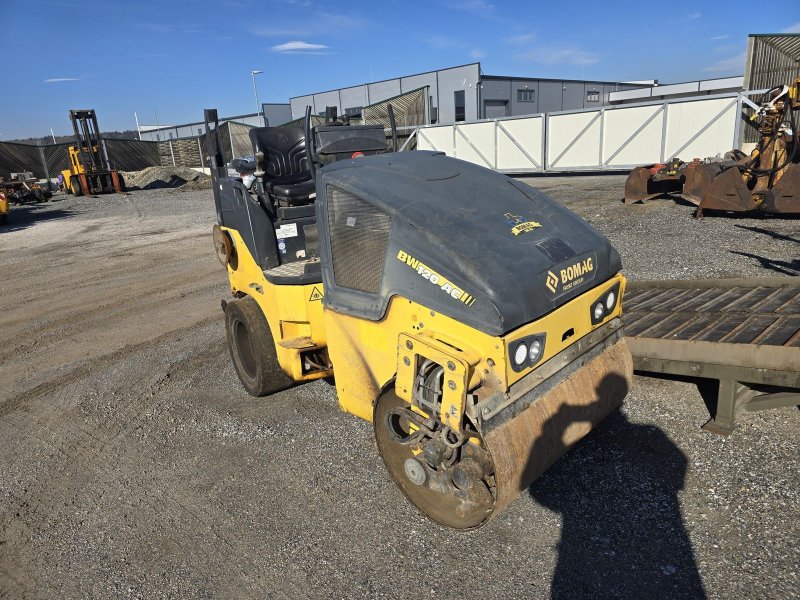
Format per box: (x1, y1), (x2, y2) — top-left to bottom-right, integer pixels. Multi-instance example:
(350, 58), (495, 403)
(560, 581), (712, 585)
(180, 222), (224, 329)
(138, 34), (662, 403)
(224, 227), (329, 383)
(222, 225), (625, 420)
(219, 223), (631, 528)
(61, 146), (86, 194)
(0, 192), (9, 224)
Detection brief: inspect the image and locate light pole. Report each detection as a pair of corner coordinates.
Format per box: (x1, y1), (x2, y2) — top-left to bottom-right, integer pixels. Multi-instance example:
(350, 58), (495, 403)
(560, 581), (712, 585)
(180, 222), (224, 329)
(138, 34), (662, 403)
(251, 70), (263, 126)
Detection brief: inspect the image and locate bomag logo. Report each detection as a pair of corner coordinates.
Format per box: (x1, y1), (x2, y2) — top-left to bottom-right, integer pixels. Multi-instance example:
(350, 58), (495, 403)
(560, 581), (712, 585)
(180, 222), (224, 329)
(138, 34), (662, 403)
(546, 256), (595, 295)
(504, 212), (542, 236)
(545, 271), (559, 293)
(396, 250), (476, 307)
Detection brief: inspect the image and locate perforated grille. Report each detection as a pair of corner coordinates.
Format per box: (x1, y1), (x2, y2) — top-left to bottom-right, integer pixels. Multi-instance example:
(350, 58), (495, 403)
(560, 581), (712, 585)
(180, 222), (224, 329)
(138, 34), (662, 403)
(327, 186), (391, 293)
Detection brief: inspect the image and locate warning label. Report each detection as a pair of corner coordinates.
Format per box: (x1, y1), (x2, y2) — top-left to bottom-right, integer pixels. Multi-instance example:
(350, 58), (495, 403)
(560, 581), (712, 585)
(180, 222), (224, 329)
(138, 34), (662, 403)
(309, 286), (324, 301)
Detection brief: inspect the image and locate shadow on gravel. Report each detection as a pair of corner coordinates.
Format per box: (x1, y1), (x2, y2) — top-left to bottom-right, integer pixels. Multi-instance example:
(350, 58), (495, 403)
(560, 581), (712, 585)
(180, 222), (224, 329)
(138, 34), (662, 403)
(528, 376), (706, 600)
(728, 250), (800, 276)
(733, 224), (800, 245)
(0, 204), (78, 233)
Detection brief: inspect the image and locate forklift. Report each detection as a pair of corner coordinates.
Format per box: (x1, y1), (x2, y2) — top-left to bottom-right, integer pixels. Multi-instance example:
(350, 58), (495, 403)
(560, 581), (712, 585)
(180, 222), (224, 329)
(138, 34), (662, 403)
(206, 105), (632, 529)
(61, 109), (125, 196)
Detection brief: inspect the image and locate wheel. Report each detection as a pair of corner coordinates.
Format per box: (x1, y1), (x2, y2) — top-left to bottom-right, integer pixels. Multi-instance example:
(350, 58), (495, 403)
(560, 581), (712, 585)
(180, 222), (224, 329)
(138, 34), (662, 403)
(116, 173), (126, 192)
(224, 296), (293, 396)
(374, 388), (496, 529)
(70, 176), (83, 197)
(0, 214), (7, 225)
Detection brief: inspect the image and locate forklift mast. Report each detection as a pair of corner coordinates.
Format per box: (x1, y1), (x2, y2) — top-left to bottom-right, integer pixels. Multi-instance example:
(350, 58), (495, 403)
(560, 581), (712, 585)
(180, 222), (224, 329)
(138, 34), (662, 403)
(69, 109), (111, 173)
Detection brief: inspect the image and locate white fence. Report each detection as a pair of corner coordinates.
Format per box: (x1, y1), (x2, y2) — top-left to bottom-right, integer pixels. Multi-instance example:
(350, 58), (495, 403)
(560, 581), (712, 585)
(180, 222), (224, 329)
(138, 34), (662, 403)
(415, 92), (756, 173)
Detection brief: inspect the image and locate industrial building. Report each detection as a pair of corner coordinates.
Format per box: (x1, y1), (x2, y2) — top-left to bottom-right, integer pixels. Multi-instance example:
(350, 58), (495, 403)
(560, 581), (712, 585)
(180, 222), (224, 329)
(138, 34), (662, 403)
(289, 62), (653, 124)
(137, 60), (754, 142)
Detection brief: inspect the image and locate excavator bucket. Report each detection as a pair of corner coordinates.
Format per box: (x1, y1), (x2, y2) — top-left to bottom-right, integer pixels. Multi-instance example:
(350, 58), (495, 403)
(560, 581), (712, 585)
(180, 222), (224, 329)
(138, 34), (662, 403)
(623, 165), (683, 203)
(769, 163), (800, 213)
(697, 164), (800, 216)
(682, 162), (723, 207)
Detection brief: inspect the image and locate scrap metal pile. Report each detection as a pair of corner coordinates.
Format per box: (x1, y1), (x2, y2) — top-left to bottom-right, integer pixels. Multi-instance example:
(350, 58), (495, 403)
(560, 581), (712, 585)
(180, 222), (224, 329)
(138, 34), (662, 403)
(624, 78), (800, 216)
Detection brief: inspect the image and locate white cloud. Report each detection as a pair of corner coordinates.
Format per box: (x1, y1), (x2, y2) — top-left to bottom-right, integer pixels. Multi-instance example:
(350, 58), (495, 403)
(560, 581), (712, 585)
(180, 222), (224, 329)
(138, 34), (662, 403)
(687, 11), (702, 19)
(783, 21), (800, 33)
(507, 32), (535, 45)
(702, 52), (745, 73)
(271, 40), (329, 53)
(709, 34), (730, 41)
(44, 77), (80, 83)
(518, 47), (600, 66)
(469, 49), (486, 59)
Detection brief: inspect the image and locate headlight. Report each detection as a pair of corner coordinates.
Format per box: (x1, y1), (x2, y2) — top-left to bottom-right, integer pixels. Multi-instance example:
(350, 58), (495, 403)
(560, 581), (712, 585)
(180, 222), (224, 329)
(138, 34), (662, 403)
(529, 339), (542, 362)
(514, 343), (528, 366)
(605, 290), (616, 311)
(593, 302), (605, 321)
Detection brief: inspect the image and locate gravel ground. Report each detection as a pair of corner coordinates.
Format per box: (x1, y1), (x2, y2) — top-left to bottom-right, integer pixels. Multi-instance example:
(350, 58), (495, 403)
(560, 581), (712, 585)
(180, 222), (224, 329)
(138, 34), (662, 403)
(0, 177), (798, 599)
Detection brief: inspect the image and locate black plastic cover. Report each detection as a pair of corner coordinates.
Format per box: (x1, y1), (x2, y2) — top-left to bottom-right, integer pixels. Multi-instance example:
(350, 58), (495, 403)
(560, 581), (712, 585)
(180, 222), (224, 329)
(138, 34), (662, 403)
(315, 151), (622, 336)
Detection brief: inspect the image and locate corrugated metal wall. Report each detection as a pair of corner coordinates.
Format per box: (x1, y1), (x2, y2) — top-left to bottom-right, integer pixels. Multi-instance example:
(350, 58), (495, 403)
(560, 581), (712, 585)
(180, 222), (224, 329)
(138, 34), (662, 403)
(742, 34), (800, 143)
(744, 34), (800, 91)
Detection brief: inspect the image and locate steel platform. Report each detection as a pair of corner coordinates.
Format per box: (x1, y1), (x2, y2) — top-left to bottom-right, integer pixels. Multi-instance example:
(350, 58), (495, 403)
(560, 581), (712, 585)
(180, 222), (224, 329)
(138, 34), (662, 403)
(623, 277), (800, 434)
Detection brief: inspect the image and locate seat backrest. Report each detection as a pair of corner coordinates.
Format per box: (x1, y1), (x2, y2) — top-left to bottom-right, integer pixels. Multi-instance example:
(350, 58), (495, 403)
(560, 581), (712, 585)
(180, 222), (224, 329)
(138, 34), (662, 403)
(249, 126), (311, 185)
(314, 124), (388, 156)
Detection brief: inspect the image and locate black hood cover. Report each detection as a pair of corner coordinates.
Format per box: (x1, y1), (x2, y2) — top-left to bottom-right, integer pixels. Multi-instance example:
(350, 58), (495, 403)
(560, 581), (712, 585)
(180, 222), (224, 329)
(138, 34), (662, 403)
(316, 151), (621, 336)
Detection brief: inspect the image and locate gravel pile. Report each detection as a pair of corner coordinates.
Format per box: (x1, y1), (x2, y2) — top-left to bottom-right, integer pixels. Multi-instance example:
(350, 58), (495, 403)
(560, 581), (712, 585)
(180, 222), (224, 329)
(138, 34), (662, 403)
(121, 166), (210, 191)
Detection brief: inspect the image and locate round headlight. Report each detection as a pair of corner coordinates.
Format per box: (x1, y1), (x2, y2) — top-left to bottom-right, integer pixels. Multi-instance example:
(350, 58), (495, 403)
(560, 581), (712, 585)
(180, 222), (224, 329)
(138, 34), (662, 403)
(529, 339), (542, 362)
(593, 302), (605, 321)
(606, 291), (616, 311)
(514, 343), (528, 366)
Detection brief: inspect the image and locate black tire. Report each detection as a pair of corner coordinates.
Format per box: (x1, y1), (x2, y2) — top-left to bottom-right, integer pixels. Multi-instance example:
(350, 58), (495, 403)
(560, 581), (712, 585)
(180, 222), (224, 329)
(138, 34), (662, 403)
(71, 176), (83, 197)
(0, 214), (7, 225)
(224, 296), (293, 396)
(117, 173), (126, 192)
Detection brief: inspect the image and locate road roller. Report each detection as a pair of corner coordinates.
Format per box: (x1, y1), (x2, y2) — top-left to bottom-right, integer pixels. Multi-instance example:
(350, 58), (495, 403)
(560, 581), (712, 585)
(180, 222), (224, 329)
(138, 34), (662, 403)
(205, 106), (632, 529)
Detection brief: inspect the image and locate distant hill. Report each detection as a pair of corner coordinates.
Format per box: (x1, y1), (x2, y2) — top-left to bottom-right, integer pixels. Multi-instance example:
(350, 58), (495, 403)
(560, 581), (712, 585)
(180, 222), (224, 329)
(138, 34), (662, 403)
(7, 130), (141, 145)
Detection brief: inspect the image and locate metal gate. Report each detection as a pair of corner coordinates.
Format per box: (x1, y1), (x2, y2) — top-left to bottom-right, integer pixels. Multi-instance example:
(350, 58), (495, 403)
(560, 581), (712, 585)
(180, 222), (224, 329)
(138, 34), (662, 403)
(416, 91), (760, 174)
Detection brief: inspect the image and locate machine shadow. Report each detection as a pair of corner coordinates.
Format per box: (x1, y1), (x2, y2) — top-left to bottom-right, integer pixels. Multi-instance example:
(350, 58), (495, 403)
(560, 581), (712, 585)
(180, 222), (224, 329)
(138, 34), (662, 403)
(733, 223), (800, 244)
(728, 250), (800, 276)
(527, 374), (706, 600)
(0, 204), (78, 233)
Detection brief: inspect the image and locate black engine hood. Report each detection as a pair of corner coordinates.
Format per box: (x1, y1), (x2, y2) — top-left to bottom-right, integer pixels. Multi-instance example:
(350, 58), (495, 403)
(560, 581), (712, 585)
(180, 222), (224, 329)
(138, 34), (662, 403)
(316, 151), (621, 336)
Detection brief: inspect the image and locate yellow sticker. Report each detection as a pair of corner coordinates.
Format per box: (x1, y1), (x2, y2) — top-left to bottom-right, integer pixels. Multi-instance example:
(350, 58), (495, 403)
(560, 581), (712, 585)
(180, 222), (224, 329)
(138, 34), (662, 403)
(309, 286), (324, 301)
(511, 221), (542, 236)
(505, 212), (542, 236)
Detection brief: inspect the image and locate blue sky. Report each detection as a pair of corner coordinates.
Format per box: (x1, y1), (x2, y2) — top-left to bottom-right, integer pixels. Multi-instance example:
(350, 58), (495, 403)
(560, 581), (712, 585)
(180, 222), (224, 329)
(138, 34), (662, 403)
(2, 0), (799, 140)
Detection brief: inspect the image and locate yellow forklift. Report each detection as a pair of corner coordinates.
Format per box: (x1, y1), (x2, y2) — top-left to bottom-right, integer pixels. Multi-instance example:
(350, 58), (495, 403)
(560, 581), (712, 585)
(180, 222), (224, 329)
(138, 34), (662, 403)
(61, 109), (125, 196)
(206, 106), (632, 529)
(0, 189), (8, 225)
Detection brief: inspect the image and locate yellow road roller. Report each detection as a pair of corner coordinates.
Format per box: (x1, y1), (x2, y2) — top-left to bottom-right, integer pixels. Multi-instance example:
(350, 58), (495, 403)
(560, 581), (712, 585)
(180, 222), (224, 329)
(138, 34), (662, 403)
(204, 106), (632, 529)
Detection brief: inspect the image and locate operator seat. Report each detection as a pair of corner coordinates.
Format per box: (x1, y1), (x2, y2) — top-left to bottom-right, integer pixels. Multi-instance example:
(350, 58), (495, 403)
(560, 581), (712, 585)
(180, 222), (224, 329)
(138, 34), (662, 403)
(249, 126), (315, 205)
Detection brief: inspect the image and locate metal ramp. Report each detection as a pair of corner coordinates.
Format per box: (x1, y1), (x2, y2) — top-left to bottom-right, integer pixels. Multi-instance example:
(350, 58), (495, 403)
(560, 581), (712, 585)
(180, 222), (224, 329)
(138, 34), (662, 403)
(623, 277), (800, 434)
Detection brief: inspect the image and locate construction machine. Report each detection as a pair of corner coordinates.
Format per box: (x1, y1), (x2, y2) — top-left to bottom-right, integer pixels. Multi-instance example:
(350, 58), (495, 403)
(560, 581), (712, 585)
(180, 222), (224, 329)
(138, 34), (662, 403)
(1, 172), (52, 204)
(61, 109), (125, 196)
(206, 104), (632, 529)
(0, 190), (8, 225)
(624, 78), (800, 215)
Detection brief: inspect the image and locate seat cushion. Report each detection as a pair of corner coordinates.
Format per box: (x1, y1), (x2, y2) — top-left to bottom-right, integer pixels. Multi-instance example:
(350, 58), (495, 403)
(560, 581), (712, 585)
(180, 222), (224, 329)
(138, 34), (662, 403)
(270, 180), (315, 199)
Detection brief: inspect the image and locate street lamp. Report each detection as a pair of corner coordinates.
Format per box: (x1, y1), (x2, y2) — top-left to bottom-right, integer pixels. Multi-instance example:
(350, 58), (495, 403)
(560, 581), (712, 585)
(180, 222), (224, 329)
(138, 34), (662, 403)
(251, 70), (264, 126)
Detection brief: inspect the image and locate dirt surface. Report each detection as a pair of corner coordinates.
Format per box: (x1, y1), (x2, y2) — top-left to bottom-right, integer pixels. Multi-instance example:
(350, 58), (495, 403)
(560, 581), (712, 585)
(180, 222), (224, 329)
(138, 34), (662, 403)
(0, 178), (798, 599)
